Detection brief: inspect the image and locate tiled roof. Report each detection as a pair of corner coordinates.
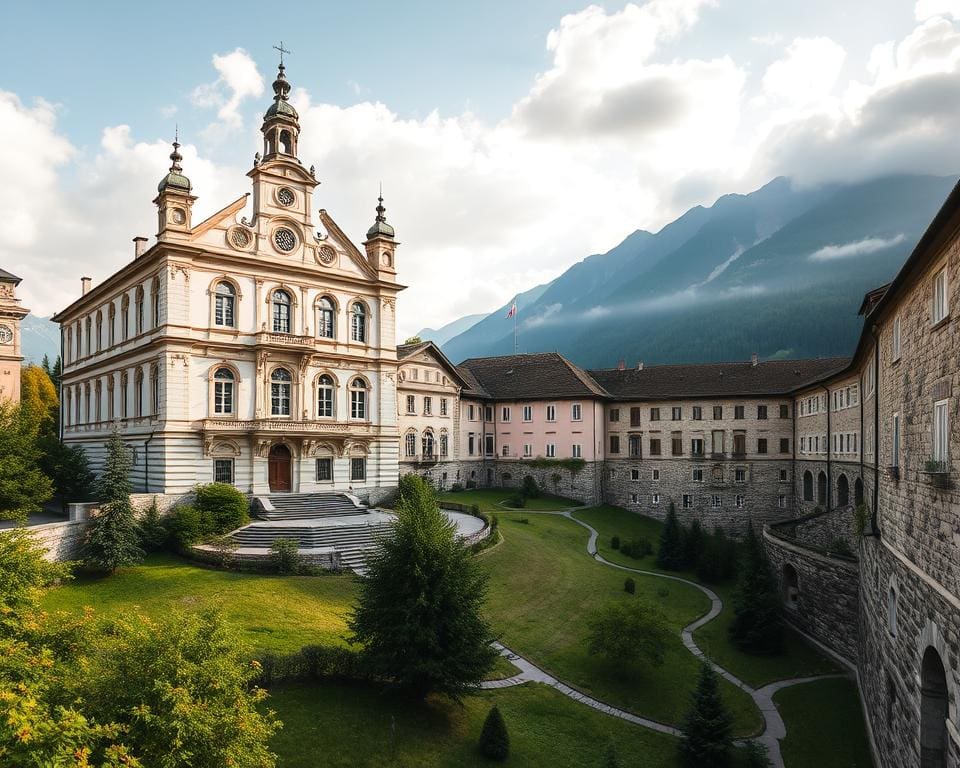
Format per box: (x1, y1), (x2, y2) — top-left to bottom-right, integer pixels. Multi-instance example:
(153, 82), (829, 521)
(396, 341), (432, 359)
(589, 358), (851, 400)
(0, 268), (21, 285)
(396, 341), (471, 389)
(457, 352), (609, 400)
(455, 366), (491, 398)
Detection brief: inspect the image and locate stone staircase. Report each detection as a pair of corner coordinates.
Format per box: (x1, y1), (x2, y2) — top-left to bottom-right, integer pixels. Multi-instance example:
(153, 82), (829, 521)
(231, 519), (390, 571)
(254, 492), (365, 520)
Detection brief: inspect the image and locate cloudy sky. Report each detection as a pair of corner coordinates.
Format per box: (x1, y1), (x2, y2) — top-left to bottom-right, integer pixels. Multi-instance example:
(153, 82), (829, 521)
(3, 0), (960, 338)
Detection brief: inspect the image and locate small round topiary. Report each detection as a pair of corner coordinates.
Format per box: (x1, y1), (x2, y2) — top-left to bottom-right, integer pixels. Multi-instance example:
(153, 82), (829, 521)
(478, 704), (510, 761)
(624, 577), (636, 594)
(611, 535), (621, 550)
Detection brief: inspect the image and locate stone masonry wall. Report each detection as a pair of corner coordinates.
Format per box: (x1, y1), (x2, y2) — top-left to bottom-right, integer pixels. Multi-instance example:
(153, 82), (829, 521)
(488, 460), (602, 506)
(773, 504), (858, 551)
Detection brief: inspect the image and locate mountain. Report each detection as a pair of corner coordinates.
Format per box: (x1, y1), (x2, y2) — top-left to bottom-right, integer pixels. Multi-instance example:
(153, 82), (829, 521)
(440, 174), (957, 367)
(415, 313), (487, 347)
(21, 314), (59, 365)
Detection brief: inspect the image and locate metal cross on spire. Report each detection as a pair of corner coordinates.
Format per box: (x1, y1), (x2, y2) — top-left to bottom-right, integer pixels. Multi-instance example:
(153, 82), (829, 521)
(273, 41), (291, 66)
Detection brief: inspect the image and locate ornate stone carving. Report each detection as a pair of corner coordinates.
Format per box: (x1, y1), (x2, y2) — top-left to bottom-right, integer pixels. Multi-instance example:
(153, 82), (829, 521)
(168, 263), (190, 282)
(381, 297), (396, 311)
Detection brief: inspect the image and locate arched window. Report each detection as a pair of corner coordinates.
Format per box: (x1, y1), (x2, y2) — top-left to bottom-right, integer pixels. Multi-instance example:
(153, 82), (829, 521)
(271, 367), (292, 416)
(888, 587), (898, 637)
(84, 317), (92, 357)
(803, 471), (813, 501)
(213, 367), (235, 415)
(273, 290), (292, 334)
(920, 646), (949, 768)
(150, 364), (160, 415)
(405, 431), (417, 458)
(350, 378), (368, 420)
(66, 327), (73, 364)
(95, 311), (103, 352)
(817, 471), (828, 505)
(135, 368), (144, 417)
(152, 277), (161, 328)
(855, 477), (864, 507)
(94, 379), (102, 422)
(120, 373), (129, 418)
(215, 281), (236, 327)
(317, 296), (335, 339)
(317, 374), (334, 418)
(74, 322), (81, 359)
(440, 430), (449, 458)
(422, 430), (435, 459)
(135, 286), (145, 335)
(108, 303), (116, 347)
(121, 295), (130, 341)
(350, 302), (367, 343)
(64, 388), (72, 427)
(83, 383), (91, 423)
(280, 130), (292, 155)
(782, 564), (799, 609)
(107, 376), (115, 420)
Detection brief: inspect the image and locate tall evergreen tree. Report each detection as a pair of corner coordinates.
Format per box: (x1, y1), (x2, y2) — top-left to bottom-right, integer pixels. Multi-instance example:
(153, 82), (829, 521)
(83, 431), (143, 572)
(682, 518), (705, 569)
(678, 662), (733, 768)
(728, 520), (782, 654)
(348, 474), (498, 699)
(478, 705), (509, 761)
(656, 502), (685, 570)
(0, 402), (53, 521)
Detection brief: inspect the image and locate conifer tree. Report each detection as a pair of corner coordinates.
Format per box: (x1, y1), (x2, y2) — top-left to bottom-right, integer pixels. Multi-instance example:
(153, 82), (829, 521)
(656, 502), (685, 570)
(478, 705), (509, 761)
(679, 662), (733, 768)
(728, 520), (782, 654)
(682, 518), (704, 569)
(83, 431), (143, 572)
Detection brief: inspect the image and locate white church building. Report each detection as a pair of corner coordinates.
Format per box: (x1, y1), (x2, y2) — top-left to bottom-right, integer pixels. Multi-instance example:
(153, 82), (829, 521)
(54, 60), (404, 504)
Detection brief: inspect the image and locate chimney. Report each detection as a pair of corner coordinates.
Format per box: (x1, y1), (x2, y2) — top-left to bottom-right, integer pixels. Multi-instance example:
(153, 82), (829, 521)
(81, 277), (92, 295)
(617, 359), (626, 371)
(751, 353), (759, 367)
(637, 361), (644, 370)
(133, 236), (149, 258)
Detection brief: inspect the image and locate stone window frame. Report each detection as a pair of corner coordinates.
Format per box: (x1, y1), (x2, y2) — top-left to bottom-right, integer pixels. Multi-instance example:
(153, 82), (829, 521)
(682, 494), (693, 509)
(735, 494), (744, 508)
(270, 287), (297, 335)
(571, 402), (582, 422)
(932, 265), (950, 326)
(314, 371), (339, 420)
(572, 443), (582, 459)
(891, 411), (900, 468)
(545, 404), (557, 422)
(887, 574), (898, 638)
(652, 469), (661, 481)
(933, 398), (950, 465)
(349, 299), (370, 344)
(210, 276), (242, 330)
(652, 493), (660, 505)
(501, 405), (511, 422)
(349, 376), (371, 421)
(523, 405), (533, 422)
(213, 458), (235, 485)
(314, 294), (339, 340)
(545, 442), (556, 458)
(269, 365), (294, 417)
(209, 364), (241, 418)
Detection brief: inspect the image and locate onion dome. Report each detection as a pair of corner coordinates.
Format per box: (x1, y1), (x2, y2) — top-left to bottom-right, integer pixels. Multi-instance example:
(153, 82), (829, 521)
(265, 62), (299, 120)
(366, 191), (395, 239)
(157, 137), (191, 193)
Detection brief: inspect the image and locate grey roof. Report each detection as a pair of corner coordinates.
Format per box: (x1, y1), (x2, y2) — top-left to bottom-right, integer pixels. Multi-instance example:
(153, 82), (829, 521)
(458, 352), (609, 400)
(265, 99), (299, 120)
(589, 357), (852, 400)
(157, 171), (192, 193)
(396, 341), (471, 389)
(0, 268), (21, 285)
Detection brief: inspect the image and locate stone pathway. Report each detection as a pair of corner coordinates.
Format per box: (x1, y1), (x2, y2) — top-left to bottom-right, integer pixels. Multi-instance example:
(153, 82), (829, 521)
(480, 507), (847, 767)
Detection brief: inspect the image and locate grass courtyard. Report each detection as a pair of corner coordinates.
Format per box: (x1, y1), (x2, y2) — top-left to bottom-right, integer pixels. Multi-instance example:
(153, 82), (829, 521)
(37, 493), (868, 765)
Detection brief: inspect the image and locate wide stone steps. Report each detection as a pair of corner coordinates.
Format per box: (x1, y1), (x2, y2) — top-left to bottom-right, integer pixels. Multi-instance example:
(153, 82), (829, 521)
(256, 492), (364, 520)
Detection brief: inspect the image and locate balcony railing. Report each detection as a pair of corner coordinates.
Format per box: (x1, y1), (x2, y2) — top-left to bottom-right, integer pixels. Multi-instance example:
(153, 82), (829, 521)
(202, 418), (373, 434)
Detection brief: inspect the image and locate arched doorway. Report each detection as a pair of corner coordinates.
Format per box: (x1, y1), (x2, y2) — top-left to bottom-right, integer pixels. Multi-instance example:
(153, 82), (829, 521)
(921, 646), (949, 768)
(268, 444), (292, 492)
(855, 477), (864, 507)
(803, 471), (814, 501)
(838, 474), (850, 506)
(817, 471), (828, 506)
(782, 564), (800, 610)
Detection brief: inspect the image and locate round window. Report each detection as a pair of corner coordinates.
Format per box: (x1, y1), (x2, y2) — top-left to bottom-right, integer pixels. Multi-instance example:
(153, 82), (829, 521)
(274, 228), (297, 252)
(230, 228), (250, 248)
(319, 245), (336, 264)
(277, 187), (295, 207)
(171, 208), (186, 224)
(0, 325), (12, 345)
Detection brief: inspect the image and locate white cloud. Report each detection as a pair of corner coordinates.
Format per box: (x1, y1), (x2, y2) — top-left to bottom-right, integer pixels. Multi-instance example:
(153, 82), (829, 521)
(191, 48), (264, 139)
(809, 234), (906, 261)
(761, 37), (847, 108)
(916, 0), (960, 20)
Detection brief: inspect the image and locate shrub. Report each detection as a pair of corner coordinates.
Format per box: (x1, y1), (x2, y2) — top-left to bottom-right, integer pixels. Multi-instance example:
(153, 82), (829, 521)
(742, 740), (770, 768)
(195, 482), (249, 534)
(207, 534), (239, 569)
(521, 475), (540, 499)
(256, 644), (367, 687)
(271, 537), (301, 574)
(478, 705), (510, 761)
(466, 480), (477, 489)
(450, 482), (464, 492)
(506, 495), (526, 509)
(620, 538), (653, 559)
(586, 598), (671, 667)
(140, 498), (168, 552)
(624, 577), (636, 594)
(611, 535), (621, 550)
(166, 504), (204, 550)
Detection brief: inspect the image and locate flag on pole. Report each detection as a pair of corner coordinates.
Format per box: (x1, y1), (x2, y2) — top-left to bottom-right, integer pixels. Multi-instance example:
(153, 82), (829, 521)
(506, 302), (517, 318)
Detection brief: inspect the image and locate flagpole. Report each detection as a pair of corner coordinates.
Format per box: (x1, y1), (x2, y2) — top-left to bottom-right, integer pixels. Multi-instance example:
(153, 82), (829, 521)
(514, 308), (518, 354)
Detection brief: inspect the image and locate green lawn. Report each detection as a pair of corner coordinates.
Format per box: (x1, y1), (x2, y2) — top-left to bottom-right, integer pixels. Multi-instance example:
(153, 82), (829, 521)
(775, 678), (873, 767)
(268, 681), (682, 768)
(482, 512), (762, 737)
(573, 506), (840, 687)
(438, 489), (580, 514)
(41, 554), (358, 654)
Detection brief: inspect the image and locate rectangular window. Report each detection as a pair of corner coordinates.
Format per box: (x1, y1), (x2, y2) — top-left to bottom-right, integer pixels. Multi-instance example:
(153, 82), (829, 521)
(649, 438), (661, 456)
(609, 408), (620, 423)
(468, 433), (475, 456)
(933, 268), (949, 324)
(734, 405), (745, 420)
(713, 405), (723, 420)
(351, 389), (366, 420)
(502, 444), (510, 457)
(733, 433), (746, 455)
(780, 438), (790, 454)
(571, 403), (582, 421)
(779, 468), (788, 482)
(484, 406), (493, 422)
(523, 405), (533, 422)
(892, 315), (902, 360)
(350, 457), (366, 482)
(271, 381), (291, 416)
(630, 493), (639, 504)
(892, 412), (900, 468)
(546, 442), (556, 458)
(778, 495), (786, 508)
(691, 438), (704, 456)
(650, 407), (660, 421)
(671, 433), (683, 456)
(501, 406), (511, 422)
(692, 406), (702, 420)
(546, 405), (556, 422)
(484, 433), (495, 456)
(214, 458), (234, 485)
(711, 430), (725, 455)
(736, 495), (744, 508)
(628, 435), (642, 457)
(423, 397), (432, 416)
(652, 469), (661, 481)
(672, 406), (682, 421)
(683, 494), (693, 509)
(523, 443), (532, 457)
(711, 494), (722, 508)
(780, 404), (790, 419)
(934, 399), (949, 465)
(757, 438), (768, 454)
(693, 468), (703, 482)
(652, 494), (661, 505)
(735, 468), (746, 483)
(406, 395), (416, 414)
(609, 435), (621, 454)
(631, 469), (640, 481)
(316, 457), (333, 482)
(572, 444), (582, 458)
(440, 398), (448, 416)
(468, 404), (475, 421)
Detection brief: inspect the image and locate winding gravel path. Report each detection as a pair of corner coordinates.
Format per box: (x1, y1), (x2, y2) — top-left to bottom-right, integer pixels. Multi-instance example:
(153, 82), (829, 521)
(479, 507), (846, 767)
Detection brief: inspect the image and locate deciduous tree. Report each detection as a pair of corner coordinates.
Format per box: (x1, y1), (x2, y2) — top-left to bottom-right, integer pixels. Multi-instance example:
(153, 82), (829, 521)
(585, 597), (671, 667)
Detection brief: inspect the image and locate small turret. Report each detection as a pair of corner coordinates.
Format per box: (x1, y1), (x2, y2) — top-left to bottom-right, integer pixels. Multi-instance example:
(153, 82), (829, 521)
(363, 187), (398, 281)
(153, 131), (196, 239)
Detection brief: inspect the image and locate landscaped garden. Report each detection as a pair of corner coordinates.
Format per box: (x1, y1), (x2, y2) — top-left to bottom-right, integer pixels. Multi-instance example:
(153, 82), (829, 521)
(438, 487), (580, 513)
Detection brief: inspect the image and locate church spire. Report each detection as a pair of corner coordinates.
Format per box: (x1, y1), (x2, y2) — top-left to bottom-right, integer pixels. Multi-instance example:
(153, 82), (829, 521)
(366, 186), (395, 239)
(261, 43), (300, 159)
(157, 131), (191, 192)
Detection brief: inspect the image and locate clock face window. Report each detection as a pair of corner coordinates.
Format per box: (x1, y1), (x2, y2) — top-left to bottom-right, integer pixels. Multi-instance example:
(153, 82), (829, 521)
(274, 228), (297, 252)
(277, 187), (295, 207)
(171, 208), (186, 224)
(0, 325), (12, 344)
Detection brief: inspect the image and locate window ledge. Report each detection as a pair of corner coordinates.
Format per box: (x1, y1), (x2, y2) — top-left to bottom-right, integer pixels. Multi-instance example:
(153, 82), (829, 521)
(931, 314), (951, 331)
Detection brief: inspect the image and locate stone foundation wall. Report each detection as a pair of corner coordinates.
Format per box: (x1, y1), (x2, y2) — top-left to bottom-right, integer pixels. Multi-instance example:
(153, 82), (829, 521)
(399, 459), (482, 491)
(487, 460), (601, 505)
(191, 544), (342, 571)
(25, 520), (89, 562)
(772, 505), (858, 551)
(763, 525), (860, 665)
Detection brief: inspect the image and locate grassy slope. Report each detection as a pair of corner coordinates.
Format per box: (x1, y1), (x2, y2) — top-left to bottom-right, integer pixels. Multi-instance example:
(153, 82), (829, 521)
(41, 554), (357, 654)
(775, 678), (874, 768)
(268, 681), (681, 768)
(482, 513), (762, 736)
(572, 506), (840, 687)
(438, 489), (579, 513)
